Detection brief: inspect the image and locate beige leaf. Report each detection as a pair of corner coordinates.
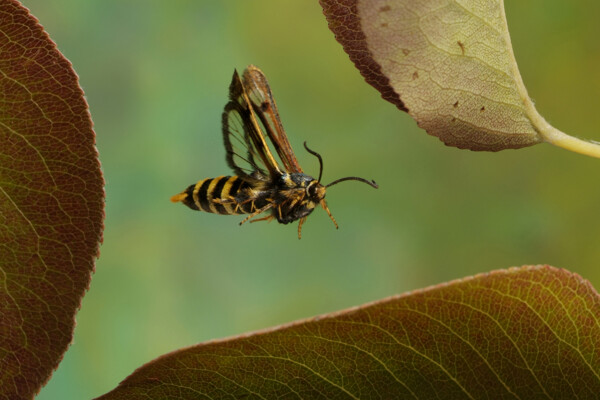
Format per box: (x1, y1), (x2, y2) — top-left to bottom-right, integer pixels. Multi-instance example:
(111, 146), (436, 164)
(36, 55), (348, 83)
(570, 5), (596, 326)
(321, 0), (600, 157)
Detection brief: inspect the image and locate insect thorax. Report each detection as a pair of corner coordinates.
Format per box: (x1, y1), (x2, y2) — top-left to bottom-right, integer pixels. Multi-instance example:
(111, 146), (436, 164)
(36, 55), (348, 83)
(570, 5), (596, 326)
(273, 173), (326, 224)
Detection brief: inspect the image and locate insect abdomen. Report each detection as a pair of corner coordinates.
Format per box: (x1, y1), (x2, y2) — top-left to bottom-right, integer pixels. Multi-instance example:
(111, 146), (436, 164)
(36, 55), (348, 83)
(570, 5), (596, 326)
(171, 175), (249, 215)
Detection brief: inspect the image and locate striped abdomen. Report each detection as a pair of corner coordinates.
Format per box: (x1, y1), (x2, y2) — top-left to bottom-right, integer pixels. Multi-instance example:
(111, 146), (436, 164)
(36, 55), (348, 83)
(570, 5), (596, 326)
(171, 175), (264, 215)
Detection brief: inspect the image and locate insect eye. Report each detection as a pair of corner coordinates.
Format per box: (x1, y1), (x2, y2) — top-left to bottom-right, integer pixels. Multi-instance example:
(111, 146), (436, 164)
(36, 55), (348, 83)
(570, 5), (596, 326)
(307, 182), (318, 198)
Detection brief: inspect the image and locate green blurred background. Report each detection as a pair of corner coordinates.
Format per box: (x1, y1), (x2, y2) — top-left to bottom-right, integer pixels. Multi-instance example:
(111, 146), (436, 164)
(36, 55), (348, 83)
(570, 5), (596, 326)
(18, 1), (599, 398)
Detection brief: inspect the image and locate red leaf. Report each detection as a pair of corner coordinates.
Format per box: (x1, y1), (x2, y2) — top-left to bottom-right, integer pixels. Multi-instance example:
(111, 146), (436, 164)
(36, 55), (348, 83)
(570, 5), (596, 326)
(97, 266), (600, 399)
(0, 1), (104, 398)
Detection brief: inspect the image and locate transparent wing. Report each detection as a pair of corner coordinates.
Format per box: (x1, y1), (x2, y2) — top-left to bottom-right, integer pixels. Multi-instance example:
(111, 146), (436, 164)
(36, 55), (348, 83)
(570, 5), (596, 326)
(222, 69), (283, 182)
(242, 65), (303, 174)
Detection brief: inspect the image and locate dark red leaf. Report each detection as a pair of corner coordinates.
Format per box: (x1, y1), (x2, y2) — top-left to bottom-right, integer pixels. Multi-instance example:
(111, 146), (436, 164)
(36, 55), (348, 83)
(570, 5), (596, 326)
(0, 1), (104, 398)
(98, 266), (600, 399)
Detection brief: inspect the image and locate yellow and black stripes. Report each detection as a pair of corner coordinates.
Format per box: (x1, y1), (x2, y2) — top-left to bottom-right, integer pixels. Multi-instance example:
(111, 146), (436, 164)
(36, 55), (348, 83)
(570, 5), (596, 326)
(171, 175), (266, 215)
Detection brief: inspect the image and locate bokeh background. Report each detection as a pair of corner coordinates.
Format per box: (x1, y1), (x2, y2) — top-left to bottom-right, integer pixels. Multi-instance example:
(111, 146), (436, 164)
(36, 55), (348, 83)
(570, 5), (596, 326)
(19, 1), (599, 398)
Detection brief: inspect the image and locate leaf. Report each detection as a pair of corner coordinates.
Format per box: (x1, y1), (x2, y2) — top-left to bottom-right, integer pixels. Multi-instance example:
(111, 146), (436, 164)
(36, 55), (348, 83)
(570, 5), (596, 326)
(97, 266), (600, 399)
(0, 1), (104, 398)
(320, 0), (600, 157)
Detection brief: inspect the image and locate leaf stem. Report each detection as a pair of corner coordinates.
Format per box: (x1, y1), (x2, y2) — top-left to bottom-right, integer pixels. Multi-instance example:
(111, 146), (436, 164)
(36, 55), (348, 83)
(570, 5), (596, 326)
(540, 125), (600, 158)
(501, 1), (600, 158)
(526, 105), (600, 158)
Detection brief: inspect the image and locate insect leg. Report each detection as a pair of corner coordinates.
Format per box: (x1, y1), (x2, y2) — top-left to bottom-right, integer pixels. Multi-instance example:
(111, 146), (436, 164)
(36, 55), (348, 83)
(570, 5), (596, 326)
(233, 197), (258, 214)
(286, 192), (305, 210)
(233, 203), (241, 214)
(212, 196), (235, 204)
(239, 203), (274, 226)
(297, 217), (307, 240)
(320, 199), (338, 229)
(249, 215), (274, 224)
(212, 196), (245, 214)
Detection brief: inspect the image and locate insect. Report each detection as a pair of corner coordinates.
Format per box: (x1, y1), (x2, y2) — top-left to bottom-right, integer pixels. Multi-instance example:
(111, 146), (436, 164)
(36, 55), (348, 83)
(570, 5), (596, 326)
(171, 65), (378, 239)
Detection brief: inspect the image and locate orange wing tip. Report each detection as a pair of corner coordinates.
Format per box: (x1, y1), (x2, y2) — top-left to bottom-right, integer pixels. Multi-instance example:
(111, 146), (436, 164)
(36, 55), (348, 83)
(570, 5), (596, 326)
(170, 192), (187, 203)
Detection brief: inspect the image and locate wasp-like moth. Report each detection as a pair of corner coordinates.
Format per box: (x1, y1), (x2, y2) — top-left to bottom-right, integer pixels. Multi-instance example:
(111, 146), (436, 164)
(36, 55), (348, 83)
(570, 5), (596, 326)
(171, 65), (378, 239)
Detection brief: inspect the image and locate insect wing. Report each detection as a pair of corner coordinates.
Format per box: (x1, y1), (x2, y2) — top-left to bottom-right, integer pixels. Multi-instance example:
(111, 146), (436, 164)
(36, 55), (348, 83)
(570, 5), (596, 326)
(222, 70), (282, 182)
(242, 66), (303, 174)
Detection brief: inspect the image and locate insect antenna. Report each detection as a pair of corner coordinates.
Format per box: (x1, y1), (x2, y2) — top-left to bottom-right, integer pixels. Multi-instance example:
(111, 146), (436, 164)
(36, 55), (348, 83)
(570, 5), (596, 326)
(326, 176), (378, 189)
(304, 141), (378, 189)
(303, 141), (323, 182)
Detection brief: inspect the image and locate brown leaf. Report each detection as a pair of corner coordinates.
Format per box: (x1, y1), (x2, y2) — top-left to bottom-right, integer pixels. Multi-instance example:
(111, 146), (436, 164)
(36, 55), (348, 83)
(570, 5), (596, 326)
(97, 266), (600, 399)
(320, 0), (600, 157)
(0, 1), (104, 398)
